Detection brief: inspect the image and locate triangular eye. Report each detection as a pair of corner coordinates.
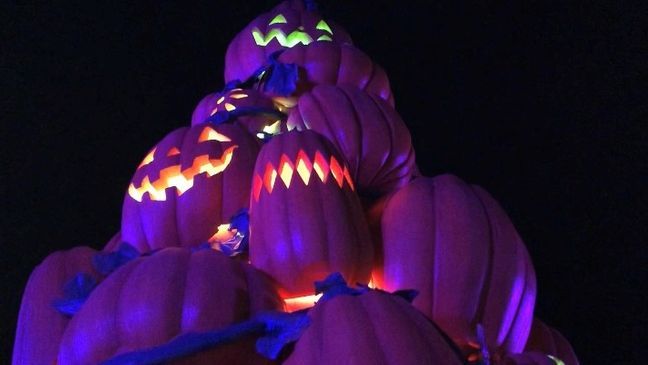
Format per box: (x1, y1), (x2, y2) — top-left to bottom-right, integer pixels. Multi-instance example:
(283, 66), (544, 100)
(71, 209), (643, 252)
(199, 126), (231, 142)
(137, 147), (156, 168)
(166, 147), (181, 156)
(269, 14), (287, 25)
(316, 20), (333, 34)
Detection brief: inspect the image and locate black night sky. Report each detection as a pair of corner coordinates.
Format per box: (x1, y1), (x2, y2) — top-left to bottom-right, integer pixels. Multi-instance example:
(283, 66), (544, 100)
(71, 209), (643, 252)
(3, 1), (646, 364)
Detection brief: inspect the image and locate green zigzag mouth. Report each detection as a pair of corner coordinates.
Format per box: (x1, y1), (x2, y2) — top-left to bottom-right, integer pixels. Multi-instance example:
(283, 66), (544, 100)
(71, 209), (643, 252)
(252, 28), (331, 48)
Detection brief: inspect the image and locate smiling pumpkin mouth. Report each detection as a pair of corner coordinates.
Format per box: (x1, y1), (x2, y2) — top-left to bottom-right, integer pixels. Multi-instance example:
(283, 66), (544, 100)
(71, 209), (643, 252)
(128, 145), (238, 202)
(252, 27), (332, 48)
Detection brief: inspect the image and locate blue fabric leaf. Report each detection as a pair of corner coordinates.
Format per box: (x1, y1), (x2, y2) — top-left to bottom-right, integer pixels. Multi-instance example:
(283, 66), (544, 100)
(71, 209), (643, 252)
(262, 62), (298, 96)
(314, 272), (366, 302)
(52, 273), (97, 316)
(92, 242), (140, 275)
(229, 208), (249, 235)
(255, 310), (310, 360)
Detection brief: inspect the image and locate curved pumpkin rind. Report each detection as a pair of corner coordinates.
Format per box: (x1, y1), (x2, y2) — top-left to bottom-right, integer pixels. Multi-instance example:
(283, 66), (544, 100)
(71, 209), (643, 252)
(286, 85), (415, 199)
(190, 88), (281, 136)
(249, 130), (373, 298)
(500, 351), (561, 365)
(224, 0), (352, 84)
(57, 247), (283, 365)
(524, 318), (580, 365)
(284, 290), (464, 365)
(377, 174), (537, 357)
(270, 42), (394, 106)
(12, 246), (101, 365)
(120, 123), (260, 253)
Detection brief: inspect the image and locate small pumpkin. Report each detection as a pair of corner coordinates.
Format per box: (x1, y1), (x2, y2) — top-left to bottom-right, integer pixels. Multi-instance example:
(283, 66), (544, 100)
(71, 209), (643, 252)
(12, 246), (102, 365)
(283, 283), (464, 364)
(225, 0), (352, 84)
(285, 84), (416, 199)
(375, 174), (537, 358)
(191, 87), (284, 138)
(57, 247), (283, 365)
(261, 42), (394, 106)
(120, 123), (260, 253)
(249, 130), (373, 298)
(524, 318), (579, 365)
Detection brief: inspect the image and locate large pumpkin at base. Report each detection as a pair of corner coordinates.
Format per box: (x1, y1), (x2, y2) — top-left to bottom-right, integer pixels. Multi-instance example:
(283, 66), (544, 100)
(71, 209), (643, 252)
(283, 289), (464, 365)
(249, 130), (373, 298)
(57, 247), (283, 365)
(285, 85), (416, 199)
(120, 123), (260, 253)
(12, 246), (102, 365)
(375, 174), (537, 358)
(225, 0), (352, 83)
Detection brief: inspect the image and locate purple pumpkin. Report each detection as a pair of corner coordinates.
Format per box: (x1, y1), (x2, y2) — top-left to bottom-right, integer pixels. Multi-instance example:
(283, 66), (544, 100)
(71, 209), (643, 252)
(225, 0), (352, 84)
(57, 247), (283, 365)
(249, 130), (373, 298)
(191, 87), (283, 137)
(120, 123), (260, 253)
(262, 42), (394, 106)
(375, 174), (537, 359)
(284, 289), (464, 365)
(524, 318), (580, 365)
(285, 84), (416, 198)
(12, 246), (102, 365)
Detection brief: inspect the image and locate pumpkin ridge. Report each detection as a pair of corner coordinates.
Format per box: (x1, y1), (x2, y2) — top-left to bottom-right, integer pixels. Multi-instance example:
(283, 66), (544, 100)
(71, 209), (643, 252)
(467, 184), (497, 342)
(430, 178), (440, 319)
(501, 246), (536, 353)
(369, 94), (409, 186)
(337, 86), (368, 182)
(358, 293), (392, 364)
(362, 92), (396, 187)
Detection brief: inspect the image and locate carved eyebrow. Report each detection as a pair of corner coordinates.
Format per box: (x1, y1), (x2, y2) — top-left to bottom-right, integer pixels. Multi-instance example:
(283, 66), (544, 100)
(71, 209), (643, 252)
(269, 14), (287, 25)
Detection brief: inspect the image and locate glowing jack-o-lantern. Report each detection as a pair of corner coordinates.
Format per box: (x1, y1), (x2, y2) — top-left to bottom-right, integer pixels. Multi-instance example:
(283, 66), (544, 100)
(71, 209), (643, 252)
(249, 130), (373, 298)
(191, 87), (285, 140)
(120, 123), (260, 253)
(225, 0), (352, 84)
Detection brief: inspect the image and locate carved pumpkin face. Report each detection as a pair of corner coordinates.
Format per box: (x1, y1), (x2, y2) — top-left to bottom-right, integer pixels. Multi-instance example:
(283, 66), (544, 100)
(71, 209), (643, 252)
(248, 130), (373, 299)
(225, 0), (352, 83)
(121, 123), (260, 253)
(191, 87), (284, 139)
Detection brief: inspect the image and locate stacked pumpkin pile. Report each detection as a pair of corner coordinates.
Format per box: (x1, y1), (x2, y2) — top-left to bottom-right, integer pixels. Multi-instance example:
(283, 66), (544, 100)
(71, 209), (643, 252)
(12, 1), (580, 365)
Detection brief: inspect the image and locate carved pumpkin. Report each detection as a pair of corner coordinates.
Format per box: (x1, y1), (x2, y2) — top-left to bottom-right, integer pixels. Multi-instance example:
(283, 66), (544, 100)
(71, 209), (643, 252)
(12, 246), (102, 365)
(191, 87), (284, 138)
(225, 0), (352, 84)
(524, 318), (580, 365)
(283, 288), (464, 365)
(249, 130), (373, 298)
(120, 123), (260, 253)
(285, 85), (416, 199)
(375, 174), (537, 359)
(57, 247), (283, 365)
(264, 42), (394, 106)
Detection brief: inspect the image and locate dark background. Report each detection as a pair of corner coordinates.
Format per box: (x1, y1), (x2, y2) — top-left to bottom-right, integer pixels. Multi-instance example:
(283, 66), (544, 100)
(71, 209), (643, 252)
(3, 1), (646, 364)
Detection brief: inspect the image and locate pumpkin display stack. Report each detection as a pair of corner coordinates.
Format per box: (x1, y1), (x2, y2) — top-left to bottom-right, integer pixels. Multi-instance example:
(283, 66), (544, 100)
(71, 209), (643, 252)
(12, 1), (579, 364)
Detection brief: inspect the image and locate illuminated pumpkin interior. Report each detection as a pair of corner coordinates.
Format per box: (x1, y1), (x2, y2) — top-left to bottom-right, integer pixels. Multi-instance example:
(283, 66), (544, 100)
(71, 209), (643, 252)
(209, 88), (249, 116)
(252, 149), (354, 202)
(251, 13), (334, 48)
(283, 279), (376, 312)
(128, 127), (237, 202)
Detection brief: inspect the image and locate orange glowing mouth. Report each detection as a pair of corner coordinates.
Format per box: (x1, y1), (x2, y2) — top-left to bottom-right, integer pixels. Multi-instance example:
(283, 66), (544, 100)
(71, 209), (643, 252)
(128, 146), (238, 202)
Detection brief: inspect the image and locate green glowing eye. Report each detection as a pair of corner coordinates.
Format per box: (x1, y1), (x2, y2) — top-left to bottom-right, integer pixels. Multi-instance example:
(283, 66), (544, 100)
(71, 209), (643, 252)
(316, 20), (333, 34)
(269, 14), (287, 25)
